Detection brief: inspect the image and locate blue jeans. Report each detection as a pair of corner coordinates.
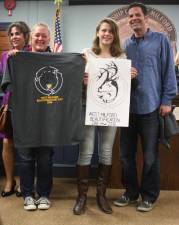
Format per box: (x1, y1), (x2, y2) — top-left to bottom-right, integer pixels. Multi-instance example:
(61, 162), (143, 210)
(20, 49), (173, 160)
(77, 126), (117, 165)
(18, 147), (53, 198)
(120, 110), (160, 203)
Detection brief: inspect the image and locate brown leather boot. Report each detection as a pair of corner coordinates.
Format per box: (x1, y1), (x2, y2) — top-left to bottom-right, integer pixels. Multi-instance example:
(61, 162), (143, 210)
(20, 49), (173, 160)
(96, 164), (112, 214)
(73, 165), (89, 215)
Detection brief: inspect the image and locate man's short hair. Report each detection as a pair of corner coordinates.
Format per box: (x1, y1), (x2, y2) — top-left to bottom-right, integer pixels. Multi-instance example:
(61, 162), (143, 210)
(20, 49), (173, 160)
(127, 2), (148, 16)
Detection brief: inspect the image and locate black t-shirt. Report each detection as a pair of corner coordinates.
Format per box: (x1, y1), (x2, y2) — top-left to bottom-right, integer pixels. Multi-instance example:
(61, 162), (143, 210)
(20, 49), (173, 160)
(2, 51), (85, 147)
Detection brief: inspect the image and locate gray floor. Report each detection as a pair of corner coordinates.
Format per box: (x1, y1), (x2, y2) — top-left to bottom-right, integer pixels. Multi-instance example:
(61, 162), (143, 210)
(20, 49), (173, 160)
(0, 178), (179, 225)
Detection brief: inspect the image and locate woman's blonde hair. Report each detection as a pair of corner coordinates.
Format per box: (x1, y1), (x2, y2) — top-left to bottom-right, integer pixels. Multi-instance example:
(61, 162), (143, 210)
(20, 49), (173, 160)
(92, 18), (123, 57)
(31, 23), (51, 36)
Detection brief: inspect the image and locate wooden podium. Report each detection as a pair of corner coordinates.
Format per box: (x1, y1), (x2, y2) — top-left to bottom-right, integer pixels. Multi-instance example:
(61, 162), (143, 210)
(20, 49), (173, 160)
(110, 96), (179, 190)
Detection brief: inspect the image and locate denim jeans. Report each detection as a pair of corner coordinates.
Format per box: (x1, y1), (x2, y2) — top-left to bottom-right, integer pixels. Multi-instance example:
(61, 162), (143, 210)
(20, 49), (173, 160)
(18, 147), (53, 198)
(77, 125), (117, 165)
(120, 110), (160, 203)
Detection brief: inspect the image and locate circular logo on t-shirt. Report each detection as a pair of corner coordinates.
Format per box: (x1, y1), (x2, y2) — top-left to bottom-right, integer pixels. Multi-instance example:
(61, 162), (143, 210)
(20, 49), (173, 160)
(34, 66), (63, 96)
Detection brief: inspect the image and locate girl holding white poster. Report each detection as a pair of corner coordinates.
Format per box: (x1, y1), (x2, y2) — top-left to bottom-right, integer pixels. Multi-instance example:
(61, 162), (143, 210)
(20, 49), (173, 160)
(73, 18), (137, 215)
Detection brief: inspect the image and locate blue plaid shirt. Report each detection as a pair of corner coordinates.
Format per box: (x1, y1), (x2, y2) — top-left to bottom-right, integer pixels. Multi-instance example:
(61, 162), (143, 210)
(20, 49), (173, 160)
(124, 30), (177, 114)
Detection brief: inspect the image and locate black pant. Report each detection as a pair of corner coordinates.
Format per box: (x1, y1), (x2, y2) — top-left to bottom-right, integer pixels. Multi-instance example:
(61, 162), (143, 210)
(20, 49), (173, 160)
(18, 147), (53, 198)
(120, 110), (160, 203)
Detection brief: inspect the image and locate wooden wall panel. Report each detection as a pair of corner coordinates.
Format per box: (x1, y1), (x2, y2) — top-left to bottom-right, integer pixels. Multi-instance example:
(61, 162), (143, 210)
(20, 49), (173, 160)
(110, 103), (179, 190)
(0, 30), (10, 57)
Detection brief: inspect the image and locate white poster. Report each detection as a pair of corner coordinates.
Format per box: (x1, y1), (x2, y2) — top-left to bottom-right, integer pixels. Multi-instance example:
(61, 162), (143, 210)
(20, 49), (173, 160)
(85, 58), (131, 127)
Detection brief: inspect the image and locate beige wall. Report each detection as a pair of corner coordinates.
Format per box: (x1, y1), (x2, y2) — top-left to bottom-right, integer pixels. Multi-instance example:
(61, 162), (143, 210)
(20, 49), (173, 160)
(0, 1), (179, 52)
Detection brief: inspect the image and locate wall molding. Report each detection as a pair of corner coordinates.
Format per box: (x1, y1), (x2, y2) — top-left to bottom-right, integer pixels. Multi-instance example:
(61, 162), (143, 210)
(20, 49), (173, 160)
(69, 0), (179, 5)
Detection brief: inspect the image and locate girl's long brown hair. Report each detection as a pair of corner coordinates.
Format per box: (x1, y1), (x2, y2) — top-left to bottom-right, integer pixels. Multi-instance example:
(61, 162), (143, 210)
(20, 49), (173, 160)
(92, 18), (123, 57)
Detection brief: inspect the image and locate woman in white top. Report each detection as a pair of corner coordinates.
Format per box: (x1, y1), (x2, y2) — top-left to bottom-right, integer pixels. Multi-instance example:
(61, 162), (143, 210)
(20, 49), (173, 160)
(73, 18), (137, 215)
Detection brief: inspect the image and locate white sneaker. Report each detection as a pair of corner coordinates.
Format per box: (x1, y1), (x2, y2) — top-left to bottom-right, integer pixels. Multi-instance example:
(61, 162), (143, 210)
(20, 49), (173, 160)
(113, 195), (138, 207)
(137, 200), (154, 212)
(24, 196), (37, 211)
(36, 197), (51, 210)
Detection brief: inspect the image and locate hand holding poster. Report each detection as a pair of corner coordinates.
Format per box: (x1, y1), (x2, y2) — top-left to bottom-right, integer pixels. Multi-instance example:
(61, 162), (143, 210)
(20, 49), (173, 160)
(85, 58), (131, 127)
